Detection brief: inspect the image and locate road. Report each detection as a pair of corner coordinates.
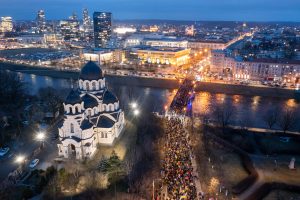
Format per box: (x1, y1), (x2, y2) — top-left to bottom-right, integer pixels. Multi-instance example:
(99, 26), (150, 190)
(0, 121), (59, 183)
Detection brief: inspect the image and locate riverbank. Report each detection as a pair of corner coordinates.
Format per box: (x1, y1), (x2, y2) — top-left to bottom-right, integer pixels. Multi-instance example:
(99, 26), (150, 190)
(0, 61), (297, 99)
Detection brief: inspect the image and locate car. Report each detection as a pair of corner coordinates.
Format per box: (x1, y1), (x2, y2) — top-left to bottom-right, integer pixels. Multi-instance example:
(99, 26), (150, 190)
(29, 159), (39, 168)
(0, 147), (10, 156)
(22, 121), (29, 126)
(279, 137), (290, 143)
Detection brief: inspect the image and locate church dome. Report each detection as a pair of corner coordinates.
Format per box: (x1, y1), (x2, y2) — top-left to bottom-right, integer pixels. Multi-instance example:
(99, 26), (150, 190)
(65, 90), (81, 105)
(97, 115), (115, 128)
(102, 90), (118, 104)
(82, 94), (98, 109)
(79, 61), (103, 81)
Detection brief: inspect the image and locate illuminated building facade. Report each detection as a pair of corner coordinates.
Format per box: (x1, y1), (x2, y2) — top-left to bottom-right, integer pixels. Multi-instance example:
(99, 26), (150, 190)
(185, 25), (195, 36)
(144, 37), (188, 49)
(44, 34), (64, 46)
(0, 17), (13, 33)
(136, 47), (190, 67)
(36, 10), (46, 33)
(93, 12), (112, 48)
(83, 8), (92, 33)
(59, 19), (80, 41)
(83, 49), (125, 65)
(58, 61), (125, 159)
(188, 40), (227, 53)
(211, 50), (300, 82)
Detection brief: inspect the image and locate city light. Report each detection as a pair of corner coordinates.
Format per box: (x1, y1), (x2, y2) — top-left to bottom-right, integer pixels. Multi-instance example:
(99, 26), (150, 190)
(15, 155), (25, 164)
(114, 27), (136, 34)
(36, 132), (45, 141)
(133, 109), (140, 116)
(131, 102), (137, 109)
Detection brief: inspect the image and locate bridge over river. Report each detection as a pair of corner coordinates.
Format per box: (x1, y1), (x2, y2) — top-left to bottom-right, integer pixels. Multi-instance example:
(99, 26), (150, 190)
(154, 78), (203, 200)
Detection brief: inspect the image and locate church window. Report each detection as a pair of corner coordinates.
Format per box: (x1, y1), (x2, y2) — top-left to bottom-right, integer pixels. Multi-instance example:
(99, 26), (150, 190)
(105, 133), (107, 138)
(92, 82), (96, 90)
(101, 132), (104, 138)
(88, 110), (92, 117)
(86, 82), (90, 90)
(70, 123), (74, 133)
(109, 104), (114, 111)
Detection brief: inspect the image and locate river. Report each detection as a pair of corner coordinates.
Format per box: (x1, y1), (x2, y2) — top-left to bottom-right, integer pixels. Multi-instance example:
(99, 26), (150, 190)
(18, 72), (300, 130)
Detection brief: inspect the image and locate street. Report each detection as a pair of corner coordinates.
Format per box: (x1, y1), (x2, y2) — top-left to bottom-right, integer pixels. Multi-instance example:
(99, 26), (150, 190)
(0, 121), (59, 183)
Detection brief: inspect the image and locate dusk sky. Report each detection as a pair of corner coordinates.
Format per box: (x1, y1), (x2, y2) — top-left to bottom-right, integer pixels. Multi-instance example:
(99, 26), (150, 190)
(1, 0), (300, 22)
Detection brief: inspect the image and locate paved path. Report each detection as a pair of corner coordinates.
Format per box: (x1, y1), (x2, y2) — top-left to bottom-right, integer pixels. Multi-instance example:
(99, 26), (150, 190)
(191, 156), (203, 194)
(203, 121), (300, 136)
(237, 172), (264, 200)
(186, 119), (203, 198)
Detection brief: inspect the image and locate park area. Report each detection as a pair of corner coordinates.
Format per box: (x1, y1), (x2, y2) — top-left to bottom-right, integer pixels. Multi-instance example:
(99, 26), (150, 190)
(194, 123), (300, 199)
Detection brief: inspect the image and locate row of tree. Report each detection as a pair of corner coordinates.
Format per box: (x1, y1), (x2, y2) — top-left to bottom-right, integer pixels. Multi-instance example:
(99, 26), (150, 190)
(0, 70), (63, 146)
(212, 102), (298, 133)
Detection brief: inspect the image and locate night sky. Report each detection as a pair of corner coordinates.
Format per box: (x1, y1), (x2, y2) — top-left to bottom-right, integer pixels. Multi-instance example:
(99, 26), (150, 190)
(1, 0), (300, 22)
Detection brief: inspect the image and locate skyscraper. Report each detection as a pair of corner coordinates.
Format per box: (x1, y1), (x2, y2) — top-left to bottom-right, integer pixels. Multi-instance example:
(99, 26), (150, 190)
(83, 8), (92, 33)
(36, 10), (46, 33)
(93, 12), (112, 48)
(59, 12), (80, 41)
(59, 19), (80, 41)
(69, 12), (78, 20)
(0, 17), (13, 33)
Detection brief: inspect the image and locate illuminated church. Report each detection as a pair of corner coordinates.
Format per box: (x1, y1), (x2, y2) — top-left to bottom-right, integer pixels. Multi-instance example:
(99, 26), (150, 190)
(57, 61), (125, 159)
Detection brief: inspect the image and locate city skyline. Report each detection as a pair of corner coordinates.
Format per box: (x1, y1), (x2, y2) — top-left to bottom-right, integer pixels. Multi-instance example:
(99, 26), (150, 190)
(1, 0), (300, 22)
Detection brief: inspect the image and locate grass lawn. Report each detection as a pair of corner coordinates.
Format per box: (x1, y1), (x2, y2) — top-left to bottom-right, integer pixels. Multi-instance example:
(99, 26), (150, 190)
(253, 155), (300, 186)
(85, 120), (137, 170)
(255, 134), (300, 155)
(264, 190), (300, 200)
(196, 130), (249, 198)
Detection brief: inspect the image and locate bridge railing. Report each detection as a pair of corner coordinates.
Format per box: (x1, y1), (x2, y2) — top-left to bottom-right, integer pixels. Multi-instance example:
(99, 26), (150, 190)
(169, 78), (195, 115)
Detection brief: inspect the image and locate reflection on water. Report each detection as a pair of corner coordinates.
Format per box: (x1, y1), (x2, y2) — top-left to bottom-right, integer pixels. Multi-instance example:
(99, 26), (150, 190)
(286, 99), (297, 108)
(18, 72), (300, 130)
(251, 96), (260, 112)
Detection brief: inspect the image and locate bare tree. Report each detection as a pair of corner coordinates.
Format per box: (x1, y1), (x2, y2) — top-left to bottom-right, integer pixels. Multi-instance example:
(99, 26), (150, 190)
(263, 107), (279, 129)
(38, 87), (63, 119)
(213, 103), (235, 133)
(278, 108), (298, 133)
(0, 71), (26, 137)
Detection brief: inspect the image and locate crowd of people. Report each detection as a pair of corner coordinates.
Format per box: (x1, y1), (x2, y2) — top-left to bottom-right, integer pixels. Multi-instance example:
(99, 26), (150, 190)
(159, 117), (197, 199)
(170, 79), (194, 114)
(154, 78), (199, 199)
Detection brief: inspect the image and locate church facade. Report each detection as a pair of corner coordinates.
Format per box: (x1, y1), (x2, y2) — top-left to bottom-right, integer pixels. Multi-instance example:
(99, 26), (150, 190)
(57, 61), (125, 159)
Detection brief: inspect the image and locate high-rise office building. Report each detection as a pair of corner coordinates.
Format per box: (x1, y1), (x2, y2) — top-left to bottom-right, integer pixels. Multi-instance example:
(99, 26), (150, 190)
(93, 12), (112, 48)
(83, 8), (92, 33)
(36, 10), (46, 33)
(69, 12), (78, 20)
(59, 19), (80, 41)
(0, 16), (13, 33)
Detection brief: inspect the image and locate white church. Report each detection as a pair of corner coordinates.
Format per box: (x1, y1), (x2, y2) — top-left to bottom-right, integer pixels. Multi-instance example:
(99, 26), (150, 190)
(57, 61), (125, 159)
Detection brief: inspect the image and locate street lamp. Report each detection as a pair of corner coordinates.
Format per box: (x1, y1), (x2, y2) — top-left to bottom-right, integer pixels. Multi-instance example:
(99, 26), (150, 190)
(15, 155), (25, 164)
(130, 102), (137, 109)
(36, 132), (45, 141)
(36, 131), (46, 148)
(133, 109), (139, 116)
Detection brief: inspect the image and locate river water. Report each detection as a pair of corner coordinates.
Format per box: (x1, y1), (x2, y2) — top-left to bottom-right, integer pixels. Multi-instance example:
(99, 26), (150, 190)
(18, 72), (300, 130)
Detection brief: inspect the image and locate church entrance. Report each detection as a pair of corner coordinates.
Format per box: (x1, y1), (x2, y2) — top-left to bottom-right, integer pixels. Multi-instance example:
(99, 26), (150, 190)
(68, 144), (76, 158)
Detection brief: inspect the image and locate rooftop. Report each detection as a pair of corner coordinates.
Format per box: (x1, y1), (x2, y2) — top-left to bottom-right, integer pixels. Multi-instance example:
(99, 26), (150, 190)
(136, 45), (187, 52)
